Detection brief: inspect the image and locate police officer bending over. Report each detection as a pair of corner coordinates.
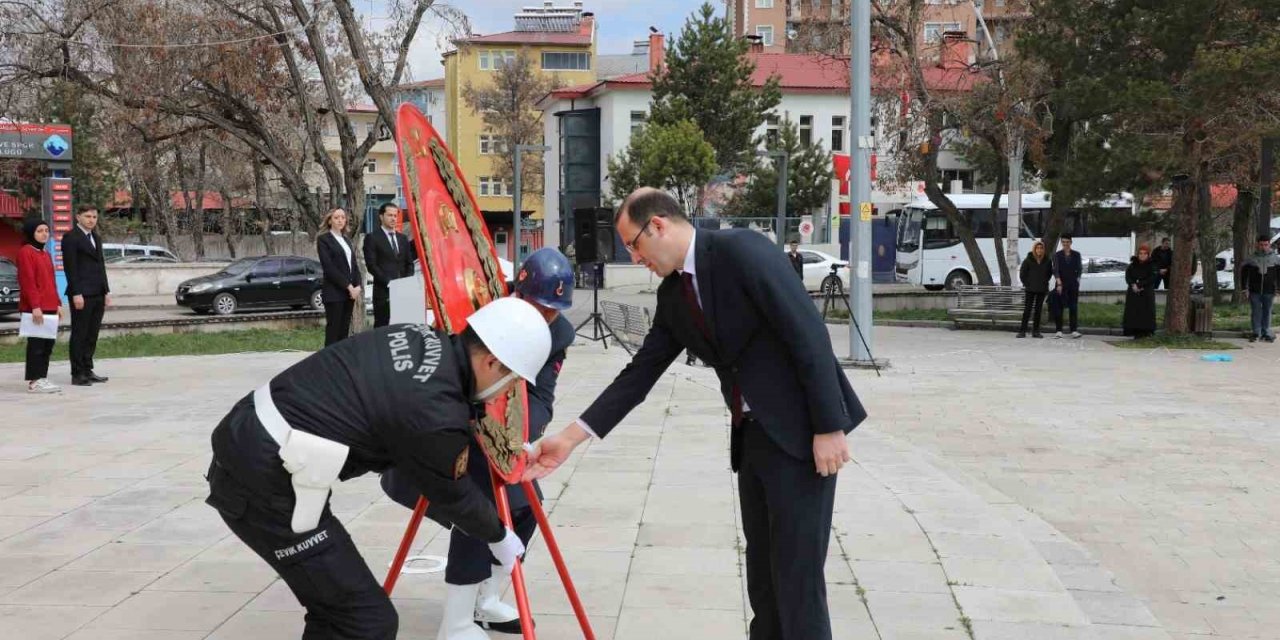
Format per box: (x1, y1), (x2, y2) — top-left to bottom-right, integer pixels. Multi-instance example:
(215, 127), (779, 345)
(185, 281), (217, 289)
(381, 248), (576, 639)
(205, 297), (551, 640)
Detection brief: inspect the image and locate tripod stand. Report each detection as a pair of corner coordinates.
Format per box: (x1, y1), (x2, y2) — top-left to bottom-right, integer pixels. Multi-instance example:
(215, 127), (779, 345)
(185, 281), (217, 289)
(574, 262), (628, 353)
(821, 267), (881, 377)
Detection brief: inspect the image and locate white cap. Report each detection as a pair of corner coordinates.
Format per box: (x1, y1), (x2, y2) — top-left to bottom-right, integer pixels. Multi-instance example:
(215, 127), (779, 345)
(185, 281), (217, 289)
(466, 297), (551, 384)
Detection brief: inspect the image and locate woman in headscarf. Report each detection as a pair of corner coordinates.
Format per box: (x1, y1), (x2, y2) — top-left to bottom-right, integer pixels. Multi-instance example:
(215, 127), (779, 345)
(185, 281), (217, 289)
(17, 219), (63, 392)
(1123, 243), (1160, 339)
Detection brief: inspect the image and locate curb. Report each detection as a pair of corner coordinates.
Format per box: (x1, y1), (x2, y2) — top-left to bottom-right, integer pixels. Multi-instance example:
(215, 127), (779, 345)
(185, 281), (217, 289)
(836, 319), (1258, 340)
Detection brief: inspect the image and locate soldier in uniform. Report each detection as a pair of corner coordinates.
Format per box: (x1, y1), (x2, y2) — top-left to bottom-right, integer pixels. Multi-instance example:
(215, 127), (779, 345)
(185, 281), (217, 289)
(381, 247), (577, 639)
(205, 297), (552, 639)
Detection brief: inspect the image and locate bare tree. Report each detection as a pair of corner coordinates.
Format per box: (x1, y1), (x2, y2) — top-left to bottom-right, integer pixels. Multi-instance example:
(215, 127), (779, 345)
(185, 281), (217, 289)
(462, 50), (561, 200)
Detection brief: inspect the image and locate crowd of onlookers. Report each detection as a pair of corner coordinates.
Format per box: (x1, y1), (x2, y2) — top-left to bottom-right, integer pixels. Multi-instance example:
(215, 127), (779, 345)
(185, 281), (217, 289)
(1012, 234), (1278, 342)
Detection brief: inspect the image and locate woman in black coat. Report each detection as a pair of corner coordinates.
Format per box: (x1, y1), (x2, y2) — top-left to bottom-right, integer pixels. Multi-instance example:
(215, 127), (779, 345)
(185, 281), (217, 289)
(1017, 240), (1053, 338)
(1123, 244), (1159, 338)
(317, 208), (363, 346)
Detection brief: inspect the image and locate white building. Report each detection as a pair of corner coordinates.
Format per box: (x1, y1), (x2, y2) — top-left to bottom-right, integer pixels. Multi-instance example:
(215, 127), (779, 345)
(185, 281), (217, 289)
(536, 37), (981, 251)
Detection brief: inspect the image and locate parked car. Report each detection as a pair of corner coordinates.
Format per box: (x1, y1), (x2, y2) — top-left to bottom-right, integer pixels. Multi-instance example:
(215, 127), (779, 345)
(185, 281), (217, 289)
(793, 249), (850, 292)
(0, 257), (18, 317)
(103, 243), (180, 263)
(176, 255), (323, 315)
(363, 256), (515, 315)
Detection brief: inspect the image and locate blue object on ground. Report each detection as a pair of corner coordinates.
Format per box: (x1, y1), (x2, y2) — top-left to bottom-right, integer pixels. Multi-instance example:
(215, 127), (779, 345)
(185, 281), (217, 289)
(1201, 353), (1234, 362)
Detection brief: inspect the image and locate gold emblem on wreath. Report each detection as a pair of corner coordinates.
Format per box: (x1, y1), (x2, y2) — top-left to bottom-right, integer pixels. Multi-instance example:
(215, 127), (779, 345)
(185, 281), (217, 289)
(438, 201), (459, 234)
(464, 268), (493, 310)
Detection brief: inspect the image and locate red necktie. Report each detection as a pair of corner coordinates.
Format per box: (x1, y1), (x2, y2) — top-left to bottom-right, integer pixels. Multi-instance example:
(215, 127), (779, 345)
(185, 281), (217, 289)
(681, 272), (743, 426)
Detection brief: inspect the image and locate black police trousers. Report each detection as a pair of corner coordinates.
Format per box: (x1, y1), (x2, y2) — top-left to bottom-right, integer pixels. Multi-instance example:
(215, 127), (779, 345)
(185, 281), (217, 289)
(206, 459), (398, 639)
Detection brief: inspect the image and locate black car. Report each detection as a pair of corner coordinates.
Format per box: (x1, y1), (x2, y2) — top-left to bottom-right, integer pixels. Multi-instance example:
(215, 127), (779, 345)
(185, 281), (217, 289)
(0, 257), (19, 317)
(176, 255), (324, 315)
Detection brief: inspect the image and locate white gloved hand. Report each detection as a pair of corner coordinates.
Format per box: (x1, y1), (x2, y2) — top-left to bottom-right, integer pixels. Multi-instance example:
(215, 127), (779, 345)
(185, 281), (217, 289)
(488, 528), (525, 575)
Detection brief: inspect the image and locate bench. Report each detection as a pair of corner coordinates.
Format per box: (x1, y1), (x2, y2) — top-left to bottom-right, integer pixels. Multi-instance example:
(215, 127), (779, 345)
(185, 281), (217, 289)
(947, 285), (1028, 328)
(598, 300), (652, 353)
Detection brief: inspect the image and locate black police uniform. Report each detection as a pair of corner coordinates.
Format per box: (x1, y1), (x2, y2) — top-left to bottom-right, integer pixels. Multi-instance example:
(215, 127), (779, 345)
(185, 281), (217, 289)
(205, 324), (503, 640)
(380, 313), (575, 586)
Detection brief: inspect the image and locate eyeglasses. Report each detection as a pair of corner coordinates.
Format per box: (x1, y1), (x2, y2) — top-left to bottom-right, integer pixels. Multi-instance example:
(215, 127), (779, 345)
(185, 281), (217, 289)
(625, 217), (654, 253)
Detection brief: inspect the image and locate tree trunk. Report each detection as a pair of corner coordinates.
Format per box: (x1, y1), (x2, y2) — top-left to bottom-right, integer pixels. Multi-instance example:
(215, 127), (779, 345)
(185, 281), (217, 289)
(220, 187), (239, 259)
(1232, 186), (1256, 304)
(253, 162), (275, 255)
(192, 142), (208, 260)
(1195, 170), (1218, 311)
(989, 161), (1010, 286)
(1164, 177), (1198, 334)
(920, 125), (993, 287)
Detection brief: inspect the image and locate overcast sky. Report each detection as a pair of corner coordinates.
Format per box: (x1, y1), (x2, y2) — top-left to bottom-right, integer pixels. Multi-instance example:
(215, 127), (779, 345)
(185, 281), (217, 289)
(385, 0), (717, 81)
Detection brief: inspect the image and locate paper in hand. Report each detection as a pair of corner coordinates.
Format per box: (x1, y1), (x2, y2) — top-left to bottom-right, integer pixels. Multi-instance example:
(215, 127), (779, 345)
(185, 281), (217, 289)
(18, 313), (58, 340)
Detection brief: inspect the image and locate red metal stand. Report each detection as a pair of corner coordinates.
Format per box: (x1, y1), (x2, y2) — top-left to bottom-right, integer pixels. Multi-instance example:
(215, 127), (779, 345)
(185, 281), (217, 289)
(382, 474), (596, 640)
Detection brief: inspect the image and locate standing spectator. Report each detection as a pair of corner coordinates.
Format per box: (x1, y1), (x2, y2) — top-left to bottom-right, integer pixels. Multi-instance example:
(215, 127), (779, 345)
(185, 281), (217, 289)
(1241, 233), (1279, 343)
(317, 208), (362, 346)
(17, 219), (63, 393)
(1123, 244), (1160, 339)
(787, 240), (803, 279)
(1017, 240), (1052, 338)
(1052, 234), (1084, 338)
(362, 203), (414, 328)
(61, 205), (111, 386)
(1151, 237), (1173, 289)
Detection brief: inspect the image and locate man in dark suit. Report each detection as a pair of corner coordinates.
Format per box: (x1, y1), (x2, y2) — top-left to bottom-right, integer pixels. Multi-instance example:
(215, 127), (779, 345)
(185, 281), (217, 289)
(787, 239), (804, 279)
(525, 187), (865, 640)
(61, 206), (111, 386)
(363, 203), (415, 328)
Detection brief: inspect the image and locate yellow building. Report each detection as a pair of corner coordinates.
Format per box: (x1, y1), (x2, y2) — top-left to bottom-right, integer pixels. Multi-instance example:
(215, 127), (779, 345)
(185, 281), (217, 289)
(442, 1), (597, 262)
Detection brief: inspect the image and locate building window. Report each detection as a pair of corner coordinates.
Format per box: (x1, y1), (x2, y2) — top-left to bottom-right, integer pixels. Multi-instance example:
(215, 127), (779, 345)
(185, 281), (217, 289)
(479, 133), (504, 155)
(756, 25), (774, 47)
(478, 177), (511, 197)
(940, 169), (974, 191)
(799, 115), (813, 146)
(755, 0), (773, 7)
(765, 114), (780, 146)
(924, 22), (962, 43)
(541, 51), (590, 71)
(630, 111), (647, 135)
(366, 160), (377, 173)
(831, 116), (845, 152)
(479, 49), (516, 71)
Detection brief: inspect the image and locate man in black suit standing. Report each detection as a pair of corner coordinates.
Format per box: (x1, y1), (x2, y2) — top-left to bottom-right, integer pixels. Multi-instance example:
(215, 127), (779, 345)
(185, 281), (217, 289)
(525, 187), (865, 640)
(362, 203), (415, 328)
(61, 205), (111, 387)
(787, 239), (804, 279)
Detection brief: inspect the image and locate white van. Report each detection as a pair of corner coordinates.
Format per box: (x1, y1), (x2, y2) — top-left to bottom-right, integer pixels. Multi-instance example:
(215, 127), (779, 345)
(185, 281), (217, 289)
(101, 243), (180, 263)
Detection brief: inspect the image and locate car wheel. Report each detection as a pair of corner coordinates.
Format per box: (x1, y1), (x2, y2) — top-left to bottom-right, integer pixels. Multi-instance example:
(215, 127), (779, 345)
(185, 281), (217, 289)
(310, 290), (324, 311)
(213, 293), (238, 316)
(944, 270), (972, 290)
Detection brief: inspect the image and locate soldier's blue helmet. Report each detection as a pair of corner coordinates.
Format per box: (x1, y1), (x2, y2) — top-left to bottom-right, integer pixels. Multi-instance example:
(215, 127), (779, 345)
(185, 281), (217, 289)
(515, 247), (574, 310)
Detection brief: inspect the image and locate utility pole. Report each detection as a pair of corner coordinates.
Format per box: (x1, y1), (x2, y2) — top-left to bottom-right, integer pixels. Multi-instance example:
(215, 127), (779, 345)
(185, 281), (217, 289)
(512, 144), (550, 267)
(972, 1), (1021, 285)
(848, 0), (877, 366)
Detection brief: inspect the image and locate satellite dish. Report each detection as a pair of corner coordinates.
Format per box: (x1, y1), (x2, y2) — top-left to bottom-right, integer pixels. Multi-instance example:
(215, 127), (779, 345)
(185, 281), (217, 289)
(787, 29), (798, 40)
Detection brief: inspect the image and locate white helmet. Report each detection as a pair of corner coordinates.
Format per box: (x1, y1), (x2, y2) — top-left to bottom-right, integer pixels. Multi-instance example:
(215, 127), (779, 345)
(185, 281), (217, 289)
(466, 297), (551, 385)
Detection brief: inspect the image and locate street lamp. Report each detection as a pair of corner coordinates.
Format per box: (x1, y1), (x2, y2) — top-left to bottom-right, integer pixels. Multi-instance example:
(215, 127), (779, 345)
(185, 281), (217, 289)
(512, 143), (551, 267)
(757, 149), (788, 247)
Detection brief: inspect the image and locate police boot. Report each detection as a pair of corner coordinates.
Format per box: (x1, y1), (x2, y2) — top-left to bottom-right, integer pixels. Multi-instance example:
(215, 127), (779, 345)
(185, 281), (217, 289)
(437, 582), (490, 640)
(474, 576), (523, 634)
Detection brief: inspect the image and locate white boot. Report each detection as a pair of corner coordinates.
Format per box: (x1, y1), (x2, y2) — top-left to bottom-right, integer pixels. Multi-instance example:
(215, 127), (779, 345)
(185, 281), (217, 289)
(474, 576), (522, 634)
(436, 582), (490, 640)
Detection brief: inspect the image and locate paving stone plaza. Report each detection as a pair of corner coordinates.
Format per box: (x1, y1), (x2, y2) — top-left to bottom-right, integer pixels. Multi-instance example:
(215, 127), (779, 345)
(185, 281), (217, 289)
(1, 324), (1276, 639)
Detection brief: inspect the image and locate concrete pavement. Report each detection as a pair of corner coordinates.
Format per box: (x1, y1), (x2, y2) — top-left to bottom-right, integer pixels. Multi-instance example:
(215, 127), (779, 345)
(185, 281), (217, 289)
(0, 324), (1275, 638)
